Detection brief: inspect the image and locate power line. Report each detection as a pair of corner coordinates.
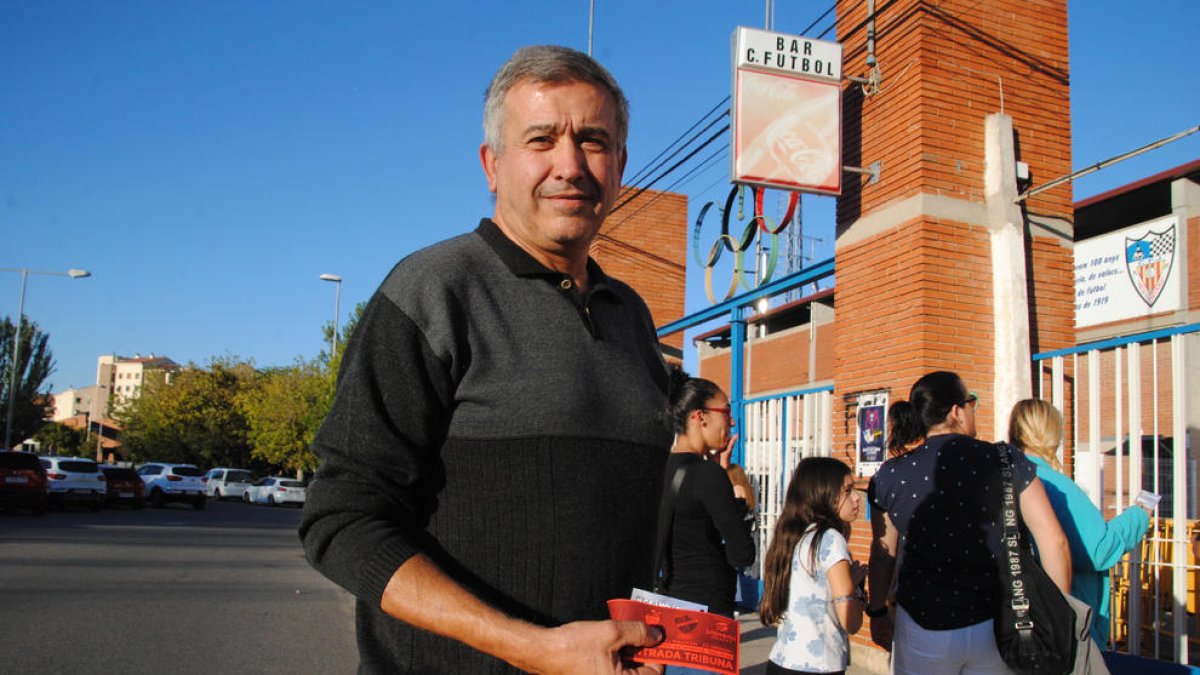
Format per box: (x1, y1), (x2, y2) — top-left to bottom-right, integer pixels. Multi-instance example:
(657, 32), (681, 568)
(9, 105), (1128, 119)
(605, 2), (854, 240)
(610, 122), (729, 216)
(801, 4), (837, 36)
(604, 145), (729, 237)
(623, 97), (730, 188)
(616, 109), (730, 205)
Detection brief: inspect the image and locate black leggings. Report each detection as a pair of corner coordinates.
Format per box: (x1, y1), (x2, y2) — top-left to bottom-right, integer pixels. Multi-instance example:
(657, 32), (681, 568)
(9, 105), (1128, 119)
(765, 661), (844, 675)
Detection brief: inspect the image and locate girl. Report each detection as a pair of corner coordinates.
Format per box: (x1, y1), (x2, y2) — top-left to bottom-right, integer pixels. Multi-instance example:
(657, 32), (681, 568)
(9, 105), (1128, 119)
(760, 457), (866, 675)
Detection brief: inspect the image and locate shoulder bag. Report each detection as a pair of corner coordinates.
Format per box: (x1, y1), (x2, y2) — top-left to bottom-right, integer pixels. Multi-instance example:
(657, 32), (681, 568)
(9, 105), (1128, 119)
(994, 442), (1079, 675)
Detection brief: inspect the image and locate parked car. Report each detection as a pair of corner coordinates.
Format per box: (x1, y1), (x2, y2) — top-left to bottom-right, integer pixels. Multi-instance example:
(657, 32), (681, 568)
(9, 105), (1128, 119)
(243, 476), (306, 507)
(136, 462), (207, 509)
(0, 451), (49, 516)
(100, 465), (145, 508)
(205, 467), (254, 500)
(40, 455), (105, 510)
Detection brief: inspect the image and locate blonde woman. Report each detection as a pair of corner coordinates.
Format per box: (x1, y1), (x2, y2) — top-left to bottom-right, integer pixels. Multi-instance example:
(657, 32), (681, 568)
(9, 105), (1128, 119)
(1008, 399), (1151, 646)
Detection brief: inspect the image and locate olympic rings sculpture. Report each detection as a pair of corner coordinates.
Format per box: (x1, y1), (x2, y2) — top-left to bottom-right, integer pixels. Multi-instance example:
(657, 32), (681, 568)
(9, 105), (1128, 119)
(692, 183), (800, 303)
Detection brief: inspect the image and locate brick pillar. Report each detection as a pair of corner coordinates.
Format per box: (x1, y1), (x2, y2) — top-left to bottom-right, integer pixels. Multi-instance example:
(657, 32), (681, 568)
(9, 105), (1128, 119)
(832, 0), (1075, 453)
(591, 188), (689, 356)
(829, 1), (1076, 665)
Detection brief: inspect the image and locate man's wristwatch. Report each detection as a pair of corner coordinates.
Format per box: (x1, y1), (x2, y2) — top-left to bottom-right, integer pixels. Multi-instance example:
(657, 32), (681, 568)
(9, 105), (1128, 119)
(865, 604), (889, 618)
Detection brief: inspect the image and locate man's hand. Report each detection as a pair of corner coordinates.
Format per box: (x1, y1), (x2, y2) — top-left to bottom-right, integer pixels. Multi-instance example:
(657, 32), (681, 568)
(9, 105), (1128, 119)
(382, 558), (664, 674)
(518, 620), (665, 675)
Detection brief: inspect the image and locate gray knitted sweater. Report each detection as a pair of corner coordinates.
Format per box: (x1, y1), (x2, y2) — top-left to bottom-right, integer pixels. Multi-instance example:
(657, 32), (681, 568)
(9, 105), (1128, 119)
(300, 219), (672, 673)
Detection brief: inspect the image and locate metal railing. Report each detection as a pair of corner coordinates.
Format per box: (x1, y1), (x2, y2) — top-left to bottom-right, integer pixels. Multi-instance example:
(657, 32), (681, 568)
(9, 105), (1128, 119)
(1034, 322), (1199, 666)
(739, 385), (835, 580)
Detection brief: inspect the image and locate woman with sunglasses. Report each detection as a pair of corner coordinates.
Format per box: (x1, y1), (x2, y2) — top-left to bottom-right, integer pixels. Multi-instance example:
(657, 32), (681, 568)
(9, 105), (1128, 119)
(655, 368), (756, 673)
(866, 371), (1071, 675)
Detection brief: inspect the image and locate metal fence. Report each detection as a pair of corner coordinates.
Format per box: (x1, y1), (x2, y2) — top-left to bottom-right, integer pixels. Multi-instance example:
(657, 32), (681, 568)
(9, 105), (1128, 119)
(1034, 323), (1199, 666)
(739, 385), (835, 580)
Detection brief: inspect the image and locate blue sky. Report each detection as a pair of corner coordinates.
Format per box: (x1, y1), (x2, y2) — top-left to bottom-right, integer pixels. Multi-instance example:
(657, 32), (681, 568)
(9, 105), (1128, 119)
(3, 1), (1198, 392)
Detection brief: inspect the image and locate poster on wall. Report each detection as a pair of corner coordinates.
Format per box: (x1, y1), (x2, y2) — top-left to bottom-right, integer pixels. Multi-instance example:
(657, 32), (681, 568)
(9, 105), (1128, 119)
(1075, 215), (1181, 328)
(731, 26), (843, 195)
(856, 392), (887, 478)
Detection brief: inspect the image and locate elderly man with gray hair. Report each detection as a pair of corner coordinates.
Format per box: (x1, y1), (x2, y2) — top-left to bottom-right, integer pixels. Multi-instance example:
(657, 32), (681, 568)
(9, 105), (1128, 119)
(301, 45), (672, 674)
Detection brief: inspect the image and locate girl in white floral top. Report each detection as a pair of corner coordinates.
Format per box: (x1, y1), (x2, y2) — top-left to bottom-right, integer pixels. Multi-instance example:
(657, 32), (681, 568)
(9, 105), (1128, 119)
(760, 457), (866, 675)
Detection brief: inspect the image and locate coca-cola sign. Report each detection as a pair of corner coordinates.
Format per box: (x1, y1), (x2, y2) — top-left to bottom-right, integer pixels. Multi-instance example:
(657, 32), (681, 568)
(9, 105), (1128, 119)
(731, 27), (843, 195)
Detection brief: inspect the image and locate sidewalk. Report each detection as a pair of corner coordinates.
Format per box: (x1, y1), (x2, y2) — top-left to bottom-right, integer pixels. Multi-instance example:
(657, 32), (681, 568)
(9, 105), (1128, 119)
(737, 612), (877, 675)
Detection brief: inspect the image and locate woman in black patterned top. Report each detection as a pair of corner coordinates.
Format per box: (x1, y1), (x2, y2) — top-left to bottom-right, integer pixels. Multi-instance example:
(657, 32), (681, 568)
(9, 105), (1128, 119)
(864, 371), (1071, 675)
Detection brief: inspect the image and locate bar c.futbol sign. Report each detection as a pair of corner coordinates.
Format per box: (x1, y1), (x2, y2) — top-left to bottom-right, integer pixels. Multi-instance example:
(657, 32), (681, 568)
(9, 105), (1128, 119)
(731, 26), (843, 196)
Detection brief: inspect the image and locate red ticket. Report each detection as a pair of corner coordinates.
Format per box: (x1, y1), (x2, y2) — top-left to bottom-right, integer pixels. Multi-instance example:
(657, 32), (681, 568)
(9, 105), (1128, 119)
(607, 599), (740, 675)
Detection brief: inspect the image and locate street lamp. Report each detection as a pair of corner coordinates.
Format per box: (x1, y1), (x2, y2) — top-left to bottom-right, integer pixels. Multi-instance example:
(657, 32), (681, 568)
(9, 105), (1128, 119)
(1, 267), (92, 450)
(319, 273), (342, 358)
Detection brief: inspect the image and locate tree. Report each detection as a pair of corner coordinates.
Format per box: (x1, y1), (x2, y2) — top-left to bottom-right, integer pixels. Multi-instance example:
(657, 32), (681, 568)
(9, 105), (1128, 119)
(0, 316), (55, 447)
(32, 421), (87, 456)
(319, 301), (365, 374)
(240, 302), (365, 476)
(118, 359), (256, 467)
(239, 359), (330, 475)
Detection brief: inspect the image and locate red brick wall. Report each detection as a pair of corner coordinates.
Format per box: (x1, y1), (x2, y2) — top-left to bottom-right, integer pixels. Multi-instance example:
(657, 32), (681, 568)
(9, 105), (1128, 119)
(591, 188), (688, 353)
(831, 0), (1073, 448)
(1028, 234), (1076, 356)
(837, 0), (1073, 225)
(697, 323), (836, 395)
(833, 218), (996, 455)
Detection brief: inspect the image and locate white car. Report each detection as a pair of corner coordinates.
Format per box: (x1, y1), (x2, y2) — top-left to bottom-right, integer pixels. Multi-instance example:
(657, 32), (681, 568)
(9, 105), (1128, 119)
(205, 467), (254, 500)
(39, 456), (105, 510)
(137, 462), (207, 509)
(243, 477), (306, 507)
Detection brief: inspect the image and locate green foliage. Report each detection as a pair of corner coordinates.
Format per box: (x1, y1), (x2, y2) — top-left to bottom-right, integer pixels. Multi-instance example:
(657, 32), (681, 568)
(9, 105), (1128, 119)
(113, 303), (366, 475)
(0, 315), (55, 447)
(240, 302), (365, 475)
(320, 301), (365, 373)
(239, 359), (330, 474)
(117, 360), (256, 467)
(32, 421), (87, 456)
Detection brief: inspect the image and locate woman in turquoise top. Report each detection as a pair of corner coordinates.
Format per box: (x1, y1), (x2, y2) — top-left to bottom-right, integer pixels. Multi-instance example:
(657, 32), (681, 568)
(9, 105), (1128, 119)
(1008, 399), (1152, 645)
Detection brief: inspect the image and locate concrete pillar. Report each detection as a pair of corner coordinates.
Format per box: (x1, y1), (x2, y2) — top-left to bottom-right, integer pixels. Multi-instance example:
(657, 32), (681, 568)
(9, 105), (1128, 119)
(986, 113), (1033, 438)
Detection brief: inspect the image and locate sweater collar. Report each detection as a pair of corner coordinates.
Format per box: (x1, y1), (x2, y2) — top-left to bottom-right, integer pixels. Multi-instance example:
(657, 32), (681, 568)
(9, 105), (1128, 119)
(474, 218), (616, 297)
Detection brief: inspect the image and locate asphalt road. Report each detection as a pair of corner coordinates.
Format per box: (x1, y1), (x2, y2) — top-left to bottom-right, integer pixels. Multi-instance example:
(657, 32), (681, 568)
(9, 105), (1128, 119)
(0, 498), (358, 674)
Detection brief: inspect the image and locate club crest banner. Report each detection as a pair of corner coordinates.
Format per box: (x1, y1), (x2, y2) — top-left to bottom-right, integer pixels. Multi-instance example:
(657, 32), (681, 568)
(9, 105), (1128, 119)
(1075, 215), (1181, 328)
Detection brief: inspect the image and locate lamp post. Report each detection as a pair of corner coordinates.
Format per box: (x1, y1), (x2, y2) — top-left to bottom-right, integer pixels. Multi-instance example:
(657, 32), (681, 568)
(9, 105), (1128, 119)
(2, 267), (91, 450)
(319, 273), (342, 358)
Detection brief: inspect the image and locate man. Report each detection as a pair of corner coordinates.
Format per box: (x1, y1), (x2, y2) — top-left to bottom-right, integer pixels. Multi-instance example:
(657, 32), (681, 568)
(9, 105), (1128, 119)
(301, 45), (673, 674)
